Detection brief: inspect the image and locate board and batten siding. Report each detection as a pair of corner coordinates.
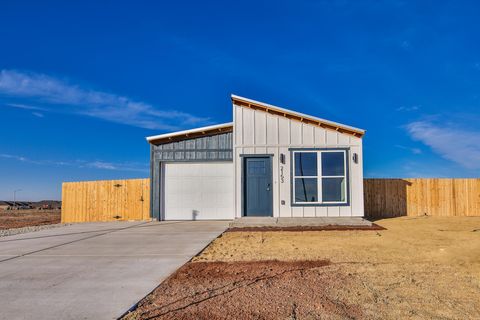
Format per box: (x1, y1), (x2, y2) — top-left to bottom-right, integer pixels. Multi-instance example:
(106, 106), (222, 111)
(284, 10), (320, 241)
(233, 104), (364, 218)
(150, 132), (233, 220)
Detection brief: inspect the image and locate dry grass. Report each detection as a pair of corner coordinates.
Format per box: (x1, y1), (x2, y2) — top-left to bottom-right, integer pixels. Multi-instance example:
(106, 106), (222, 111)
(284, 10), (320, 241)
(0, 210), (61, 230)
(193, 216), (480, 319)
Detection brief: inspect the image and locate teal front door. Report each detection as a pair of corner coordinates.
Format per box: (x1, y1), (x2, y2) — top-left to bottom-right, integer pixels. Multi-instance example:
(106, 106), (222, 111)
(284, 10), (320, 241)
(244, 157), (273, 216)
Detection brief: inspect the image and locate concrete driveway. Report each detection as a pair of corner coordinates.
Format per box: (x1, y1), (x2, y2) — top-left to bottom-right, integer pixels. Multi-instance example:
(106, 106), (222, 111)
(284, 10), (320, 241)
(0, 220), (229, 320)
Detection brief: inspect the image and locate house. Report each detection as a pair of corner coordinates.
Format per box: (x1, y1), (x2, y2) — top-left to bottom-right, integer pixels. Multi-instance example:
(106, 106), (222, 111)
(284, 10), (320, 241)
(12, 202), (33, 210)
(146, 95), (365, 220)
(0, 201), (32, 210)
(31, 200), (62, 210)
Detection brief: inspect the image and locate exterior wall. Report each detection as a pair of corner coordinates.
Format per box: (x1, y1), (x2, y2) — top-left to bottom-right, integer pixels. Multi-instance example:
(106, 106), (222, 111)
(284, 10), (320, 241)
(150, 132), (233, 220)
(233, 104), (364, 218)
(152, 133), (233, 161)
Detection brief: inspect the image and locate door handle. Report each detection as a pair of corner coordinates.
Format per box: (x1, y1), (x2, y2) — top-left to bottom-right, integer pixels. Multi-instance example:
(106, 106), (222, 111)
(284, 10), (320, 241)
(266, 183), (271, 191)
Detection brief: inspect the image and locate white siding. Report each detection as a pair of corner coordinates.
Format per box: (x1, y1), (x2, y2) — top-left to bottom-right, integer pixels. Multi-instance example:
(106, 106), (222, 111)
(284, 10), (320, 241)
(326, 130), (338, 145)
(302, 125), (315, 145)
(266, 115), (278, 145)
(290, 121), (302, 145)
(350, 145), (364, 216)
(278, 117), (290, 145)
(235, 106), (243, 146)
(233, 104), (364, 218)
(327, 206), (340, 217)
(242, 108), (255, 145)
(315, 206), (328, 216)
(338, 133), (350, 146)
(314, 127), (326, 145)
(254, 111), (267, 145)
(303, 206), (316, 217)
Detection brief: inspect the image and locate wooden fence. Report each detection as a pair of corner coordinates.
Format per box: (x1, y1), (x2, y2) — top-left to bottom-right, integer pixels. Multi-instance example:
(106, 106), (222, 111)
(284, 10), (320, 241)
(62, 178), (480, 222)
(364, 178), (480, 218)
(61, 179), (150, 223)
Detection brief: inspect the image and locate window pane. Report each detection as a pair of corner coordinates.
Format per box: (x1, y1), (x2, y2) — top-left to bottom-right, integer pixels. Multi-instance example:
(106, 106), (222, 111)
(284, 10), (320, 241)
(321, 152), (345, 176)
(322, 178), (345, 202)
(247, 159), (266, 175)
(295, 178), (318, 202)
(294, 153), (317, 176)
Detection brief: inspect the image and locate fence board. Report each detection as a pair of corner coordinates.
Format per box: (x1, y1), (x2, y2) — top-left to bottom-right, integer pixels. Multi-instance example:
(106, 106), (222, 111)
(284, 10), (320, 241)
(62, 179), (150, 223)
(364, 178), (480, 218)
(63, 178), (480, 222)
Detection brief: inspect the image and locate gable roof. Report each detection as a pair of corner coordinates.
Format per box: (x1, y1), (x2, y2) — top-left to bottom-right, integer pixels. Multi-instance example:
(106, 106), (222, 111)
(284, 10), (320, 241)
(231, 94), (365, 137)
(146, 122), (234, 144)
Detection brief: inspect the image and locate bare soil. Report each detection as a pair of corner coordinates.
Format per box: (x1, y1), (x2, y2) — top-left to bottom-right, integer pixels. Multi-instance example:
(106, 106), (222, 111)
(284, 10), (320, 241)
(124, 260), (365, 320)
(0, 210), (61, 229)
(227, 223), (385, 232)
(124, 216), (480, 320)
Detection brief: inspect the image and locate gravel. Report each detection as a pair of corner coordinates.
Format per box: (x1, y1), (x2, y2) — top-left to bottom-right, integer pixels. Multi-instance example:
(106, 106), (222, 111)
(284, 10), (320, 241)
(0, 223), (70, 237)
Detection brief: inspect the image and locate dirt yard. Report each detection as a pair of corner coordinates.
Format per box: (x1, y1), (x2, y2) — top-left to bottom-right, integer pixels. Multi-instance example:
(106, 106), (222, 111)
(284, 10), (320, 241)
(125, 216), (480, 320)
(0, 210), (61, 230)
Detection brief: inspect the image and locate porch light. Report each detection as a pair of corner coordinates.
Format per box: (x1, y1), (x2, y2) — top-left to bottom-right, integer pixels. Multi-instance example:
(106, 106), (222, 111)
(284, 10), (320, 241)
(353, 153), (358, 164)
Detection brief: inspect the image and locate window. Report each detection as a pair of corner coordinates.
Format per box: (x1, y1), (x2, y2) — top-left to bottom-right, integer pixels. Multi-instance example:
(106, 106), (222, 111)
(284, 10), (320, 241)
(293, 152), (318, 202)
(292, 150), (347, 205)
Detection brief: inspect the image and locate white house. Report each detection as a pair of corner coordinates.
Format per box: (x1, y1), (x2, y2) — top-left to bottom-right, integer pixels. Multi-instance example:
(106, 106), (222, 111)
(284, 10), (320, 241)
(147, 95), (365, 220)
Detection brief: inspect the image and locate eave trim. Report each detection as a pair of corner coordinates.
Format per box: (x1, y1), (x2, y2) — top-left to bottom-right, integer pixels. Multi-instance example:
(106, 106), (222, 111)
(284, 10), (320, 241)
(231, 94), (365, 137)
(146, 122), (234, 145)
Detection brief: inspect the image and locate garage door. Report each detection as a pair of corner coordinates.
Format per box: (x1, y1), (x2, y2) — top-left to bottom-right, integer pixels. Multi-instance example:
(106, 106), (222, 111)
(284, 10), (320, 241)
(163, 162), (234, 220)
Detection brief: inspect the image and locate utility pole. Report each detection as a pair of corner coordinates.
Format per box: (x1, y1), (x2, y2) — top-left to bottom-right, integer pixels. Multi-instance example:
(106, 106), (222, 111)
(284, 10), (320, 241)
(13, 189), (22, 209)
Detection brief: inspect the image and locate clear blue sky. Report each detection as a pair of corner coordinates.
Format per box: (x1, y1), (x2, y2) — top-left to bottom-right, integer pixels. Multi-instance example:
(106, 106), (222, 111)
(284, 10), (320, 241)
(1, 0), (479, 201)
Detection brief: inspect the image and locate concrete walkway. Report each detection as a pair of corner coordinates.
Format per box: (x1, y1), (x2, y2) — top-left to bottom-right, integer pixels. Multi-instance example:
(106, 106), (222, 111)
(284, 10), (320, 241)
(0, 220), (229, 320)
(229, 217), (372, 228)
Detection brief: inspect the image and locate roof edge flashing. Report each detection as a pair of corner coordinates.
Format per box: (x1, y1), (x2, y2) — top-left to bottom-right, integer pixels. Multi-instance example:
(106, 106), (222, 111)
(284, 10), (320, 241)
(146, 122), (234, 144)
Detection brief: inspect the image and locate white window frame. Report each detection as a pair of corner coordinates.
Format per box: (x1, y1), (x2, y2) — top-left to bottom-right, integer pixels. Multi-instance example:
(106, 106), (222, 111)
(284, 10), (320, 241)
(292, 149), (348, 205)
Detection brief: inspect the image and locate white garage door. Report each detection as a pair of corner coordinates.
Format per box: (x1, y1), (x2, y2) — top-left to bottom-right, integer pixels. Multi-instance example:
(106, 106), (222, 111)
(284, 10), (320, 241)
(163, 162), (234, 220)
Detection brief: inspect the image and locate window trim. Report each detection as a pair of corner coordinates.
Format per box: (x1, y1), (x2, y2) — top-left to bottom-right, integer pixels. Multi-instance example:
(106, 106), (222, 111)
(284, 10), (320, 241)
(289, 148), (350, 207)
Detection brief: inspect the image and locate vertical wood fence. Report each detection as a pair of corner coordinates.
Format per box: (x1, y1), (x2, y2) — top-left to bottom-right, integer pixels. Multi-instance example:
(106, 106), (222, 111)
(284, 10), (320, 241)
(364, 178), (480, 218)
(61, 178), (480, 222)
(61, 179), (150, 223)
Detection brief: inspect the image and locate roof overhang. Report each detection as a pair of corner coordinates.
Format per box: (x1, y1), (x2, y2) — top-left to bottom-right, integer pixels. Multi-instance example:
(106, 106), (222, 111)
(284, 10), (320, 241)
(146, 122), (234, 145)
(231, 94), (365, 137)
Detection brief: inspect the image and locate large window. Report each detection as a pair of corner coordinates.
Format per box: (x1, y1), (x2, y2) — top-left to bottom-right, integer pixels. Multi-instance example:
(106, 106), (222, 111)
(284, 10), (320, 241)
(292, 150), (348, 205)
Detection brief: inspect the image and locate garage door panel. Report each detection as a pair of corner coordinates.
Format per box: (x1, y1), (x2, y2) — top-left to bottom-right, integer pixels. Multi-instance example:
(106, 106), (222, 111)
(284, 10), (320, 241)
(201, 179), (218, 191)
(167, 195), (180, 207)
(216, 194), (234, 207)
(164, 162), (234, 220)
(183, 178), (200, 193)
(216, 164), (234, 176)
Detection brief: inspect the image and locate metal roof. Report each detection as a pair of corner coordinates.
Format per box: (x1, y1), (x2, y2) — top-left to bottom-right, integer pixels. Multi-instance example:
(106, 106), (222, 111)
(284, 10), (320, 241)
(146, 122), (234, 144)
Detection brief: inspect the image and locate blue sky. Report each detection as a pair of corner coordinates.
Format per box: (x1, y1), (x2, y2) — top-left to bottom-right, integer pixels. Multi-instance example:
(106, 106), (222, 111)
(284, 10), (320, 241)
(1, 0), (479, 201)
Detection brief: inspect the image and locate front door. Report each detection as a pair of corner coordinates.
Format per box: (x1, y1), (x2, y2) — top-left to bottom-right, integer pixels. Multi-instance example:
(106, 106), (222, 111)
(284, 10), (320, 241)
(244, 157), (273, 216)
